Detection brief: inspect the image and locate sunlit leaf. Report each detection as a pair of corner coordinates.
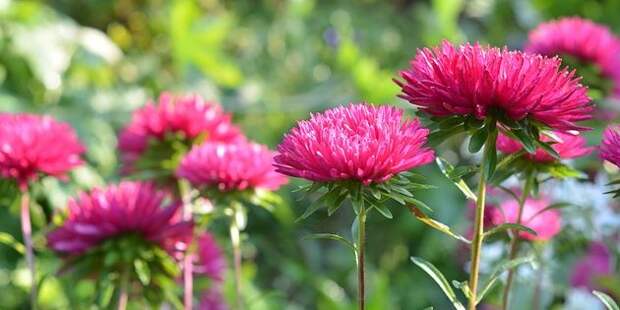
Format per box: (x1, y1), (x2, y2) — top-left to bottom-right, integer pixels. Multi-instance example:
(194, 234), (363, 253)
(593, 290), (619, 310)
(409, 206), (470, 244)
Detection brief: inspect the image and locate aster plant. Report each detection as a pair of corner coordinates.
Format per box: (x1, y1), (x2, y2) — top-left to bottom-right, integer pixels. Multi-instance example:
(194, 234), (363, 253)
(274, 103), (435, 310)
(47, 181), (193, 309)
(396, 41), (592, 310)
(0, 113), (84, 308)
(177, 140), (287, 308)
(526, 17), (620, 99)
(119, 92), (243, 308)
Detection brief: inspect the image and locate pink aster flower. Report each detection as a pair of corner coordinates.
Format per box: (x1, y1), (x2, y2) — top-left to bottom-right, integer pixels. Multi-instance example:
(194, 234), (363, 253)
(570, 241), (613, 290)
(497, 131), (592, 162)
(0, 113), (84, 190)
(274, 104), (435, 185)
(194, 233), (226, 282)
(488, 196), (561, 241)
(525, 17), (620, 98)
(601, 125), (620, 167)
(396, 41), (592, 132)
(47, 181), (193, 256)
(177, 141), (287, 191)
(118, 92), (244, 172)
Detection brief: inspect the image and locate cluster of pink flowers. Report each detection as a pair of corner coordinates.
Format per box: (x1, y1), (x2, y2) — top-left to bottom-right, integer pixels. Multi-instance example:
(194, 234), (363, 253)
(274, 104), (434, 185)
(396, 41), (592, 132)
(526, 17), (620, 98)
(178, 141), (287, 191)
(0, 113), (84, 189)
(497, 131), (592, 163)
(570, 242), (613, 290)
(118, 93), (244, 172)
(47, 181), (193, 256)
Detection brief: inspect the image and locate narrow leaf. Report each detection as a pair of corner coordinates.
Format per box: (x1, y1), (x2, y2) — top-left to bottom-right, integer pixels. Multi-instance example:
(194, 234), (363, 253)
(303, 233), (357, 254)
(373, 204), (393, 219)
(0, 232), (25, 254)
(409, 206), (471, 244)
(484, 223), (537, 239)
(411, 257), (466, 310)
(469, 128), (488, 153)
(435, 157), (477, 201)
(477, 256), (534, 304)
(593, 290), (620, 310)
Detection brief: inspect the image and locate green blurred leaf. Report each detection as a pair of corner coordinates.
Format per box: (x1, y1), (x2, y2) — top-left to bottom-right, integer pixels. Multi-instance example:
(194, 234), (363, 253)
(483, 223), (537, 239)
(303, 233), (356, 255)
(0, 232), (25, 254)
(477, 256), (534, 304)
(593, 290), (619, 310)
(410, 257), (465, 310)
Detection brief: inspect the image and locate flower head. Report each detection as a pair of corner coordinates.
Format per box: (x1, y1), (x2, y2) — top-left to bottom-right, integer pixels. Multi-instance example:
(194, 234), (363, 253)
(570, 241), (613, 290)
(195, 233), (226, 282)
(601, 125), (620, 167)
(177, 141), (287, 192)
(497, 131), (592, 162)
(274, 104), (434, 185)
(118, 92), (244, 173)
(489, 196), (561, 241)
(397, 41), (592, 131)
(0, 113), (84, 190)
(47, 181), (193, 256)
(525, 17), (620, 98)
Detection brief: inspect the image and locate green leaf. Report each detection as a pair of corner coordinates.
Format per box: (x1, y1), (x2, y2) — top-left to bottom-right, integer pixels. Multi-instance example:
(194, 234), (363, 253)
(451, 280), (471, 299)
(296, 200), (325, 222)
(593, 290), (620, 310)
(544, 163), (586, 179)
(409, 206), (470, 244)
(534, 140), (560, 160)
(468, 128), (488, 153)
(0, 232), (25, 254)
(477, 256), (534, 304)
(304, 233), (357, 254)
(483, 223), (537, 239)
(510, 128), (537, 154)
(410, 257), (466, 310)
(435, 157), (477, 201)
(531, 202), (572, 219)
(134, 259), (151, 285)
(428, 124), (466, 147)
(373, 204), (393, 219)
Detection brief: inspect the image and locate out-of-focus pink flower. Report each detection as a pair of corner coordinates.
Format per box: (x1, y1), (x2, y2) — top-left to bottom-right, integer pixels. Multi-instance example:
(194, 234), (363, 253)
(601, 125), (620, 167)
(489, 196), (561, 241)
(570, 242), (613, 290)
(0, 113), (84, 190)
(274, 104), (434, 186)
(497, 131), (592, 162)
(199, 287), (229, 310)
(195, 233), (226, 282)
(525, 17), (620, 98)
(118, 92), (244, 172)
(177, 141), (287, 191)
(396, 41), (592, 132)
(47, 181), (193, 256)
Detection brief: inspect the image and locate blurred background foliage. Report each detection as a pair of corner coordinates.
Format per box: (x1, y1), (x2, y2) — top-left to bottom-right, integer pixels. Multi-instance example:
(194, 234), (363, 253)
(1, 0), (619, 309)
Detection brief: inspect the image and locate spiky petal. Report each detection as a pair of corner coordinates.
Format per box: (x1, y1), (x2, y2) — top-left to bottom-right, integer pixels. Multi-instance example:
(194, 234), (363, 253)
(526, 17), (620, 98)
(0, 113), (84, 189)
(274, 104), (434, 185)
(601, 125), (620, 167)
(47, 181), (193, 256)
(177, 141), (287, 191)
(397, 41), (592, 131)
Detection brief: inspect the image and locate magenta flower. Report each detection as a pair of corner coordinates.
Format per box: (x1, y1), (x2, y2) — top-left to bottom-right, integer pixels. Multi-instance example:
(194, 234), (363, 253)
(199, 287), (229, 310)
(525, 17), (620, 98)
(274, 104), (435, 185)
(195, 233), (226, 282)
(488, 196), (561, 241)
(177, 141), (287, 191)
(47, 181), (193, 256)
(497, 131), (592, 162)
(601, 125), (620, 167)
(0, 113), (84, 190)
(570, 242), (613, 290)
(118, 92), (244, 172)
(396, 41), (592, 132)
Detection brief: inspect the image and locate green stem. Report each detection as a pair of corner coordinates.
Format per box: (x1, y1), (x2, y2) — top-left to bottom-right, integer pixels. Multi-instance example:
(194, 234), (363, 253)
(229, 204), (244, 310)
(501, 173), (534, 310)
(117, 270), (129, 310)
(468, 170), (486, 310)
(20, 190), (37, 310)
(178, 181), (194, 310)
(357, 205), (367, 310)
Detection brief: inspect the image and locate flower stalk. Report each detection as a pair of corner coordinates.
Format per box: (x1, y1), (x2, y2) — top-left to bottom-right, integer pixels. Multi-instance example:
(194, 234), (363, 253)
(229, 202), (244, 310)
(501, 172), (534, 310)
(20, 190), (37, 309)
(357, 205), (367, 310)
(117, 270), (130, 310)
